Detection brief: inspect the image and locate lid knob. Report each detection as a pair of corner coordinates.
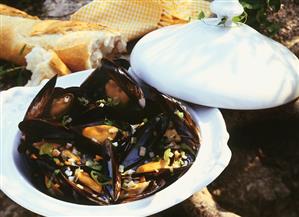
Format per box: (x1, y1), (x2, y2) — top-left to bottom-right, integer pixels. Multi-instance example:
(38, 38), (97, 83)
(210, 0), (244, 26)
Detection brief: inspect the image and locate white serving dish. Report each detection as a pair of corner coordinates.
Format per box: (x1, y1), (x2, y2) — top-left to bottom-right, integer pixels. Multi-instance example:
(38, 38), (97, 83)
(0, 70), (231, 216)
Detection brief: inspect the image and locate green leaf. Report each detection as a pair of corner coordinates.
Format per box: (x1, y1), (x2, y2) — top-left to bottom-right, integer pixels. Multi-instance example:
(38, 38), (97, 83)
(232, 11), (248, 24)
(241, 1), (262, 10)
(198, 11), (205, 20)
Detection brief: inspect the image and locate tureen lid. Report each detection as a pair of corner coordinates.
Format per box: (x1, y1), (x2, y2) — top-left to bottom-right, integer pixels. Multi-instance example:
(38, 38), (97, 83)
(130, 0), (299, 109)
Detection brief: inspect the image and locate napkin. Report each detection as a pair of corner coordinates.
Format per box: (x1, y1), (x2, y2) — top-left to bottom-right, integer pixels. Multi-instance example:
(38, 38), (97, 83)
(71, 0), (211, 41)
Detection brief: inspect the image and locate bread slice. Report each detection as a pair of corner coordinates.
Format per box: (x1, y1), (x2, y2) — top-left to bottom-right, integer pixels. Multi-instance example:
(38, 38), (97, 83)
(25, 47), (70, 86)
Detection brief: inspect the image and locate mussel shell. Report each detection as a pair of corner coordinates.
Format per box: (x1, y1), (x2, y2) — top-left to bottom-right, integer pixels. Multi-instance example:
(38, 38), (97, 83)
(113, 58), (130, 70)
(77, 58), (148, 124)
(164, 95), (200, 142)
(70, 105), (146, 126)
(59, 167), (110, 205)
(80, 58), (145, 108)
(19, 119), (114, 156)
(153, 93), (201, 157)
(69, 105), (106, 126)
(24, 75), (57, 120)
(18, 119), (75, 143)
(103, 140), (121, 202)
(103, 59), (145, 108)
(71, 120), (131, 146)
(44, 87), (87, 122)
(120, 178), (166, 203)
(121, 113), (170, 170)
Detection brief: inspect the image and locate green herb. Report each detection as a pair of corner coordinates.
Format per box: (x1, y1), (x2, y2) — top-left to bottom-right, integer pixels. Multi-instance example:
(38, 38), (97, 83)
(53, 158), (60, 164)
(45, 178), (52, 189)
(39, 143), (54, 157)
(54, 169), (60, 175)
(61, 115), (72, 127)
(107, 97), (120, 106)
(0, 60), (31, 90)
(163, 148), (174, 165)
(78, 97), (89, 106)
(174, 110), (184, 119)
(90, 170), (112, 185)
(19, 44), (27, 56)
(96, 97), (120, 107)
(86, 160), (102, 171)
(0, 66), (26, 77)
(91, 164), (102, 171)
(104, 119), (116, 126)
(96, 99), (106, 105)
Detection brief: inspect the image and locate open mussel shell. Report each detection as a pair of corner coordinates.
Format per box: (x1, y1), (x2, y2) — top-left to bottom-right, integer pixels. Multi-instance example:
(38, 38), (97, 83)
(81, 58), (145, 107)
(43, 86), (89, 124)
(79, 58), (146, 124)
(23, 74), (91, 127)
(144, 86), (200, 155)
(120, 177), (166, 203)
(59, 166), (111, 205)
(71, 120), (131, 152)
(120, 113), (170, 170)
(18, 119), (105, 156)
(162, 95), (201, 156)
(24, 75), (57, 120)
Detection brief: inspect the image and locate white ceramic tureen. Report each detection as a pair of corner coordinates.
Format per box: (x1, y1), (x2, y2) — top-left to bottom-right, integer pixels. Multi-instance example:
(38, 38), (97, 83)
(0, 69), (230, 216)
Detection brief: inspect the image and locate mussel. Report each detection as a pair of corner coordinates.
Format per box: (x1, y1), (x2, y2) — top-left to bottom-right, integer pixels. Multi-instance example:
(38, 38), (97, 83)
(18, 58), (201, 205)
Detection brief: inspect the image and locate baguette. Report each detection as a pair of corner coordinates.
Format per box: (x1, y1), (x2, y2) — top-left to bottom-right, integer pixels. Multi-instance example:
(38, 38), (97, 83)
(0, 4), (127, 85)
(0, 4), (38, 19)
(25, 47), (71, 86)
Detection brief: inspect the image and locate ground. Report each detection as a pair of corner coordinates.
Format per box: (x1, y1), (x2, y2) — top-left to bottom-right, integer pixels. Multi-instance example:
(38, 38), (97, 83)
(0, 1), (298, 217)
